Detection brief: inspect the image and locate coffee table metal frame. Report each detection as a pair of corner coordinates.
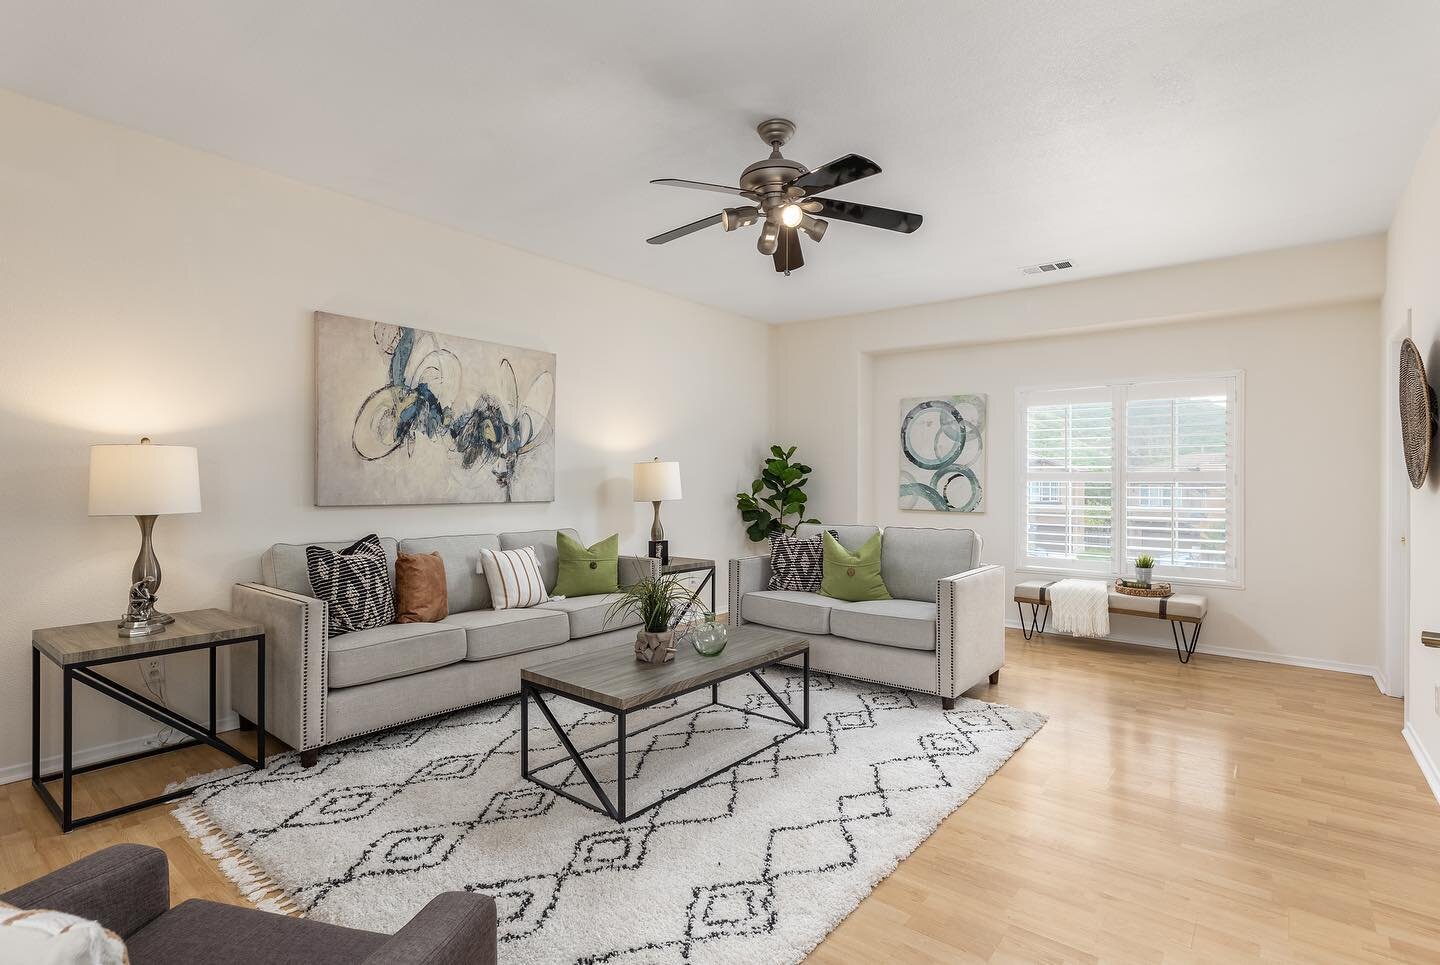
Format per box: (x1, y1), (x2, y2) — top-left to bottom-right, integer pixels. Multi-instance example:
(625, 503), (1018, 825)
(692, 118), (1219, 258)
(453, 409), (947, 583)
(520, 647), (809, 823)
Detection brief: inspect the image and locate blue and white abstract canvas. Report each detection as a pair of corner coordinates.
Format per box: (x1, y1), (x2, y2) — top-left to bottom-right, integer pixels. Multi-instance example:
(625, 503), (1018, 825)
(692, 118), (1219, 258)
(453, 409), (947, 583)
(898, 394), (986, 513)
(315, 312), (555, 506)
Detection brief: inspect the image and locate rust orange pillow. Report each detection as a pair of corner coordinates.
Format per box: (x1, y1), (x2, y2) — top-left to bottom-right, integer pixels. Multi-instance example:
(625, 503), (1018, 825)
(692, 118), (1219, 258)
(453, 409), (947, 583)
(395, 551), (448, 623)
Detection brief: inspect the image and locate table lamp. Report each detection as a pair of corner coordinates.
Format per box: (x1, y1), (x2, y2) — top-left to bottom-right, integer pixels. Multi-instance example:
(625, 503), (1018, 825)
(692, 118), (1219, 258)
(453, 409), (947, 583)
(89, 438), (202, 637)
(633, 457), (682, 564)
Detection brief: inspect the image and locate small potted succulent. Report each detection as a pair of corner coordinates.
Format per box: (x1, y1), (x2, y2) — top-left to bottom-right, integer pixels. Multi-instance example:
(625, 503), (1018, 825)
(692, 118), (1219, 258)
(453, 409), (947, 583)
(605, 574), (693, 663)
(1134, 554), (1156, 587)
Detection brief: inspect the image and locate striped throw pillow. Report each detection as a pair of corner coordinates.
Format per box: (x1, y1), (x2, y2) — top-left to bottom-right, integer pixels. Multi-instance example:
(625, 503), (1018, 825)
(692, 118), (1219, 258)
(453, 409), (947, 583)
(477, 545), (550, 610)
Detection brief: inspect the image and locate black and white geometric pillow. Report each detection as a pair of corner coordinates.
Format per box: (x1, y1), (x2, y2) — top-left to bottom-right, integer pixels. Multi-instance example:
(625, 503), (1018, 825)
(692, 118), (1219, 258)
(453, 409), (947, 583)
(768, 530), (836, 592)
(306, 534), (396, 637)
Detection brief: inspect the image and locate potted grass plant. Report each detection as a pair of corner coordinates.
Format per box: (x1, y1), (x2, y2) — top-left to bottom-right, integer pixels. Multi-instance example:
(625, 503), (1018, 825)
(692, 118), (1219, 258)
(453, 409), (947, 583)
(1134, 554), (1156, 586)
(605, 574), (694, 663)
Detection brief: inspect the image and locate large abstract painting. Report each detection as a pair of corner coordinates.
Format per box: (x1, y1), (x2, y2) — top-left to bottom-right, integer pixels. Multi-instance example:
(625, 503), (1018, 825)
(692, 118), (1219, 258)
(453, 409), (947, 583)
(315, 312), (555, 506)
(898, 394), (986, 513)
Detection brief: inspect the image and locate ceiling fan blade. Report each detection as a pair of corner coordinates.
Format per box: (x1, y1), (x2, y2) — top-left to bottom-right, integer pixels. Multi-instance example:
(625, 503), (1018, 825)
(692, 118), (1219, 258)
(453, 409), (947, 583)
(651, 178), (752, 198)
(646, 212), (724, 245)
(812, 198), (923, 233)
(773, 226), (804, 273)
(790, 154), (881, 196)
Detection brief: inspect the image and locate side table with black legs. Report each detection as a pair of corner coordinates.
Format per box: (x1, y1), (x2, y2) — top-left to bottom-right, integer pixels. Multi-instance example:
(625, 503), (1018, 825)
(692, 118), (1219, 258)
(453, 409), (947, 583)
(31, 608), (266, 832)
(658, 556), (717, 615)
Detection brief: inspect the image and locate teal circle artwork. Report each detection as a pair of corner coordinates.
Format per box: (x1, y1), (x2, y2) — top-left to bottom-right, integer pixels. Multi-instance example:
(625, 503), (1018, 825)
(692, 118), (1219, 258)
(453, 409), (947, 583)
(898, 395), (985, 513)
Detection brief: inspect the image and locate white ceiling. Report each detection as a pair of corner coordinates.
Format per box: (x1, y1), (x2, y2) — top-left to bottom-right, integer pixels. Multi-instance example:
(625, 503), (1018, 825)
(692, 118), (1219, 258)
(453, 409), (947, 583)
(2, 1), (1439, 322)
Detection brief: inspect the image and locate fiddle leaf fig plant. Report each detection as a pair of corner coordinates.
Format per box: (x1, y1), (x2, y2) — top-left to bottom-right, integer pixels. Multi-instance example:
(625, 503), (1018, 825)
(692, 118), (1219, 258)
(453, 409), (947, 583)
(736, 444), (820, 542)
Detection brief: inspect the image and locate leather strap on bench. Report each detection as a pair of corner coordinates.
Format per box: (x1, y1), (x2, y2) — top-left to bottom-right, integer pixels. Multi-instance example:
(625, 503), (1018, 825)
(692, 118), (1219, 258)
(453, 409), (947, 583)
(1158, 598), (1167, 618)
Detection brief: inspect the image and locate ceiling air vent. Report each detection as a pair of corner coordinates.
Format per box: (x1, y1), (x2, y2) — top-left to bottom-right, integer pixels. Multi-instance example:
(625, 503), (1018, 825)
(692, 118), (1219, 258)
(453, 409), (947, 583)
(1020, 260), (1074, 275)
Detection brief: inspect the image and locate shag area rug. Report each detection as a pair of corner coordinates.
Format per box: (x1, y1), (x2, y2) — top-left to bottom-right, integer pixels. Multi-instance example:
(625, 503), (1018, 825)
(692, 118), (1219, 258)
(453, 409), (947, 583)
(175, 669), (1043, 964)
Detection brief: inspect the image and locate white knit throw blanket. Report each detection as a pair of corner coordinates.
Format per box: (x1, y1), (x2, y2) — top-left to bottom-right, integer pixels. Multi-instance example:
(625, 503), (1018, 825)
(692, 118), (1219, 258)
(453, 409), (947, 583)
(1048, 578), (1110, 637)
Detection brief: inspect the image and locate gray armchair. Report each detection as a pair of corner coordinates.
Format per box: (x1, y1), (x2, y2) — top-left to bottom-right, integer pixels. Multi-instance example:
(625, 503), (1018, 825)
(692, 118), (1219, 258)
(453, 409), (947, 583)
(1, 844), (497, 965)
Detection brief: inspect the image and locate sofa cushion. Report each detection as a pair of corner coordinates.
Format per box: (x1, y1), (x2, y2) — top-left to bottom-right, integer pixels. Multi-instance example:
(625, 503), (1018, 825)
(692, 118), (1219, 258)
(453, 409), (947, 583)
(126, 899), (384, 965)
(499, 529), (580, 593)
(262, 537), (398, 598)
(795, 522), (881, 554)
(554, 533), (620, 597)
(880, 526), (982, 602)
(742, 591), (833, 635)
(830, 599), (938, 652)
(819, 530), (891, 603)
(327, 622), (466, 689)
(398, 534), (500, 612)
(395, 551), (448, 623)
(538, 594), (640, 639)
(305, 535), (396, 636)
(443, 608), (570, 661)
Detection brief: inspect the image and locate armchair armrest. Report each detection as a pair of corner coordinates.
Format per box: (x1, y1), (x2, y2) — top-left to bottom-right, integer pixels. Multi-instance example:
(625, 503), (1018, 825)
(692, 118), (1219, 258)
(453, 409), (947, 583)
(937, 564), (1005, 699)
(229, 582), (328, 754)
(618, 554), (661, 587)
(727, 555), (771, 626)
(1, 844), (168, 940)
(363, 892), (497, 965)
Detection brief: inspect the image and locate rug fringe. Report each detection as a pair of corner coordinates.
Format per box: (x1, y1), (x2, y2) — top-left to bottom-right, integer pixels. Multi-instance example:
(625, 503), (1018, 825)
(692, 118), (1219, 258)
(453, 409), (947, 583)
(171, 800), (301, 916)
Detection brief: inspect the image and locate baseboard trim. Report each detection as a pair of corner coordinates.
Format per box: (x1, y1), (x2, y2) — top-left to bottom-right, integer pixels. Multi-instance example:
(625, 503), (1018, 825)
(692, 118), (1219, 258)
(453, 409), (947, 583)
(1403, 724), (1440, 805)
(0, 714), (240, 787)
(1004, 619), (1380, 678)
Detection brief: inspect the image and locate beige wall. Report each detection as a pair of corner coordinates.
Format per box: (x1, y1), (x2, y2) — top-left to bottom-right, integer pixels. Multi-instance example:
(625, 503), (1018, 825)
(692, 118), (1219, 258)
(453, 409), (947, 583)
(773, 238), (1386, 672)
(1386, 116), (1440, 798)
(0, 91), (769, 781)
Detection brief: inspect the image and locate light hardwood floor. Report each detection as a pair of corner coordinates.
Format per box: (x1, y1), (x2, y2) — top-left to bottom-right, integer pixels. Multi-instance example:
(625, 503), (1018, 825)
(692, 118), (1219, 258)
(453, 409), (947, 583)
(3, 630), (1439, 962)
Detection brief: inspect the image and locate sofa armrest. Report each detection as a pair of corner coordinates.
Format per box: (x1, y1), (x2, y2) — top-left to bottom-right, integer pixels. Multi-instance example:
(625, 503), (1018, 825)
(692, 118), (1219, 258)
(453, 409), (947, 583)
(936, 563), (1005, 699)
(229, 582), (329, 753)
(618, 554), (661, 587)
(727, 555), (771, 626)
(363, 892), (497, 965)
(1, 844), (168, 940)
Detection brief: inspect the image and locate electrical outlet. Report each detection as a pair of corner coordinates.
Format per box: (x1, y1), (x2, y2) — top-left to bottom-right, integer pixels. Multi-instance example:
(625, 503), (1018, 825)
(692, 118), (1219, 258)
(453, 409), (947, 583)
(1434, 684), (1440, 717)
(142, 657), (164, 685)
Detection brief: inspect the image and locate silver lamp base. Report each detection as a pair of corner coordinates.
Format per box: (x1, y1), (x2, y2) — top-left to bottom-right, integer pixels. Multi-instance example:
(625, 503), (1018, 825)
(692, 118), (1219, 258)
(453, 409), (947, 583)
(117, 615), (168, 638)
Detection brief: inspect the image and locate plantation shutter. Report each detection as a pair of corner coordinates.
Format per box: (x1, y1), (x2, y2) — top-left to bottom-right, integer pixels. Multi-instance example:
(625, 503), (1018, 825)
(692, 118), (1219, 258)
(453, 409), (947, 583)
(1020, 387), (1114, 571)
(1123, 378), (1238, 579)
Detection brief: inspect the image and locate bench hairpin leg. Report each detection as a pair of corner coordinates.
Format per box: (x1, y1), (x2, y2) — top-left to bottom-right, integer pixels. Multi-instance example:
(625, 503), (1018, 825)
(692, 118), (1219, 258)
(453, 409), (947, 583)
(1018, 601), (1048, 640)
(1171, 620), (1200, 664)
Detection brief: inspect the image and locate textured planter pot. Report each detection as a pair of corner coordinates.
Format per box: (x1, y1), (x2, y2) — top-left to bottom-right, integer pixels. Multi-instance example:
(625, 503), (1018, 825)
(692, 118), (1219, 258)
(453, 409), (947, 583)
(635, 629), (676, 663)
(1134, 566), (1154, 586)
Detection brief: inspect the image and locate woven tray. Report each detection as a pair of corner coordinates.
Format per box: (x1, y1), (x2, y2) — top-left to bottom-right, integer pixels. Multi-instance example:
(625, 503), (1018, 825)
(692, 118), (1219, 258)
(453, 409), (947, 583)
(1114, 580), (1173, 598)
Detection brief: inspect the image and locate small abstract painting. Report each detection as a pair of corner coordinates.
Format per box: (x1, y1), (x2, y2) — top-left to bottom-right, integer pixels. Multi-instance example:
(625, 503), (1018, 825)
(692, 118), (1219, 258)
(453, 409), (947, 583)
(315, 312), (555, 506)
(898, 394), (986, 513)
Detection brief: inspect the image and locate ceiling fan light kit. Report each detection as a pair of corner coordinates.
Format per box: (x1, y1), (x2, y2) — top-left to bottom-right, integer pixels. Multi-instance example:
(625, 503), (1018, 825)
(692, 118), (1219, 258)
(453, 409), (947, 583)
(646, 117), (923, 275)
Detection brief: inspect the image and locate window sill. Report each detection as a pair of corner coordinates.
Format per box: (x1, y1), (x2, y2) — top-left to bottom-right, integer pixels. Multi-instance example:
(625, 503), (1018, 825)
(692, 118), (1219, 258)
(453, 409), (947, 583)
(1016, 564), (1244, 591)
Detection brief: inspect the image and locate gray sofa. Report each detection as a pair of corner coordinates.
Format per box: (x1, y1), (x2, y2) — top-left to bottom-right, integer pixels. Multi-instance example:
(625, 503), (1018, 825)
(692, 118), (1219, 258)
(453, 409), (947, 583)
(729, 524), (1004, 708)
(230, 528), (659, 766)
(1, 844), (496, 964)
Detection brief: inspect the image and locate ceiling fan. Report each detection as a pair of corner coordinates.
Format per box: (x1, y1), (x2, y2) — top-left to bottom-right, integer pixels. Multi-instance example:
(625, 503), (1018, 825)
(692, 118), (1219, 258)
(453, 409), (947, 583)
(645, 118), (923, 275)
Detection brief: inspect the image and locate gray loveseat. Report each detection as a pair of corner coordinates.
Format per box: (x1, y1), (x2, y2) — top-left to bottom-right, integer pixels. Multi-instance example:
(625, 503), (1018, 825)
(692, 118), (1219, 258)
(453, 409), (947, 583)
(230, 529), (658, 765)
(729, 524), (1004, 708)
(1, 844), (496, 964)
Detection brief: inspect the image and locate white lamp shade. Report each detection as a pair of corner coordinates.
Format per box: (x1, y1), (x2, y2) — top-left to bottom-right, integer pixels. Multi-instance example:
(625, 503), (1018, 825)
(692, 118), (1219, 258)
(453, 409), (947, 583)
(633, 460), (682, 502)
(89, 443), (202, 516)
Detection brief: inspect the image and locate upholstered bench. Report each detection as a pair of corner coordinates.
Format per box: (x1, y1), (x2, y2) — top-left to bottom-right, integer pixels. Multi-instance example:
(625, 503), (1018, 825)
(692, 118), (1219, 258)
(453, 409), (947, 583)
(1013, 579), (1208, 663)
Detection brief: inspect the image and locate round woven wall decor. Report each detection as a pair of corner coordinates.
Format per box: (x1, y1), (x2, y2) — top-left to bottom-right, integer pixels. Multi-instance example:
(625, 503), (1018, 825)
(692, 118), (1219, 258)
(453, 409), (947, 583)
(1399, 337), (1437, 489)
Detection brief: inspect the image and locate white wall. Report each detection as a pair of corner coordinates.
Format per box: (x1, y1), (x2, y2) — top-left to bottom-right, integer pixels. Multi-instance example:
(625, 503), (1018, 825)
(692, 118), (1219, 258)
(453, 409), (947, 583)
(773, 238), (1386, 672)
(1386, 115), (1440, 800)
(0, 91), (770, 782)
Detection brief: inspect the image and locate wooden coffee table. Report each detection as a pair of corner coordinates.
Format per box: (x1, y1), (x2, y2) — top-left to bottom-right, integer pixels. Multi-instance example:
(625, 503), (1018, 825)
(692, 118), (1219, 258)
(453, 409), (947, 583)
(520, 625), (808, 822)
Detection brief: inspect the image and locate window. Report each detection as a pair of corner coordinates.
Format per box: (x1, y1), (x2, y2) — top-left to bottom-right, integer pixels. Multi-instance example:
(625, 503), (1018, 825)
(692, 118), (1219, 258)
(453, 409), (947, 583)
(1017, 375), (1242, 586)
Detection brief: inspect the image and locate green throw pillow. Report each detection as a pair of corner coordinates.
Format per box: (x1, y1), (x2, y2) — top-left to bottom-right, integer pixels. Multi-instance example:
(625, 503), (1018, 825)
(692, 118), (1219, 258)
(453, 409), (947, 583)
(554, 532), (619, 597)
(819, 530), (891, 602)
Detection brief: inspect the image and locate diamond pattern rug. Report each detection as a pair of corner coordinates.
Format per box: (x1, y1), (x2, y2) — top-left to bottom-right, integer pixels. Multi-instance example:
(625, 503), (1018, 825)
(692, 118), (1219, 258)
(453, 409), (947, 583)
(175, 669), (1044, 964)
